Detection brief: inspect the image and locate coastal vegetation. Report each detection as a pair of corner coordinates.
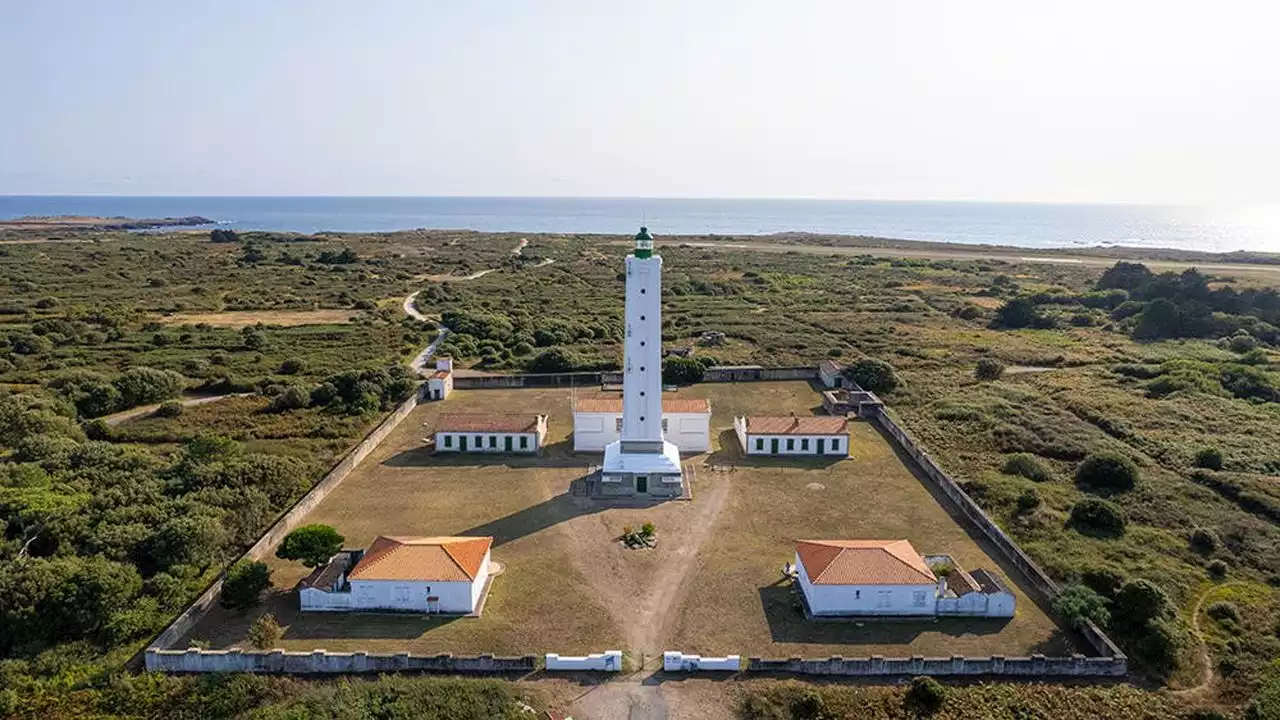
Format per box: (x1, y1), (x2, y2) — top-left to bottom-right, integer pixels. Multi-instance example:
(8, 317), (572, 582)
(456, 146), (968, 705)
(0, 227), (1277, 714)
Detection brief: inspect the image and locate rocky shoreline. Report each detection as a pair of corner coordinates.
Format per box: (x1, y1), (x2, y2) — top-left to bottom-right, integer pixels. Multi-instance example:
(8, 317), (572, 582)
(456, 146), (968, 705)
(0, 215), (215, 231)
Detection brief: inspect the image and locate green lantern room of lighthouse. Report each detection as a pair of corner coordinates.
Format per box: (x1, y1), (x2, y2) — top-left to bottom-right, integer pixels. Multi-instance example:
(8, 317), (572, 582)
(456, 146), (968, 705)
(634, 226), (654, 258)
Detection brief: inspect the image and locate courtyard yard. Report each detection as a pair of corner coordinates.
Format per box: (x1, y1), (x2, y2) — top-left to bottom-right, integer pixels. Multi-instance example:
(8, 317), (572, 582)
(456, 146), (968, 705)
(183, 382), (1072, 659)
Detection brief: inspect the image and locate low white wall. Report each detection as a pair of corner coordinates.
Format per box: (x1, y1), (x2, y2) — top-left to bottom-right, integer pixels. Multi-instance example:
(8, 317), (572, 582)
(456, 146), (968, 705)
(663, 651), (741, 672)
(545, 650), (623, 671)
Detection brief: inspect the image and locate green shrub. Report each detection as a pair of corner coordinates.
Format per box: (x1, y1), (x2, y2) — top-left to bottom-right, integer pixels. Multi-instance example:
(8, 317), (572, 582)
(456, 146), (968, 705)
(1205, 600), (1241, 624)
(1053, 583), (1111, 628)
(905, 676), (947, 714)
(1002, 453), (1052, 482)
(1189, 527), (1220, 554)
(278, 358), (306, 375)
(1075, 452), (1139, 492)
(1015, 488), (1041, 513)
(662, 356), (705, 385)
(221, 560), (272, 610)
(1207, 559), (1229, 580)
(1080, 567), (1125, 599)
(1194, 447), (1224, 470)
(154, 401), (184, 418)
(975, 357), (1005, 381)
(1112, 579), (1173, 627)
(269, 385), (311, 413)
(114, 366), (186, 407)
(526, 348), (579, 373)
(1070, 497), (1127, 535)
(276, 525), (344, 567)
(842, 358), (899, 394)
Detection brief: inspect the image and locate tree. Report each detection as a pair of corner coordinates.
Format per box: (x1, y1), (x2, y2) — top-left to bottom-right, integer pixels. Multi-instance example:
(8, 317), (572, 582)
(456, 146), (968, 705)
(113, 366), (186, 407)
(905, 676), (947, 714)
(1053, 583), (1111, 629)
(842, 358), (899, 394)
(268, 385), (311, 413)
(526, 348), (578, 373)
(1097, 261), (1154, 292)
(974, 357), (1005, 381)
(1069, 497), (1127, 535)
(221, 560), (272, 610)
(276, 524), (344, 567)
(1111, 579), (1172, 628)
(1134, 298), (1182, 339)
(1075, 452), (1139, 492)
(209, 228), (241, 243)
(248, 613), (282, 649)
(145, 515), (227, 572)
(994, 297), (1049, 329)
(662, 356), (705, 385)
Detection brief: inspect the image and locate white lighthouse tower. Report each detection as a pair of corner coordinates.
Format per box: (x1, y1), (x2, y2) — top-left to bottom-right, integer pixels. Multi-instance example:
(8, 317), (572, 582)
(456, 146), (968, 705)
(600, 227), (683, 496)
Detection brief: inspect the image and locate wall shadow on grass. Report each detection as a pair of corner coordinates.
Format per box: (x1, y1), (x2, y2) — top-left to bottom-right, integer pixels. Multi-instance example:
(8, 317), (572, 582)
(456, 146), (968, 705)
(758, 581), (1012, 647)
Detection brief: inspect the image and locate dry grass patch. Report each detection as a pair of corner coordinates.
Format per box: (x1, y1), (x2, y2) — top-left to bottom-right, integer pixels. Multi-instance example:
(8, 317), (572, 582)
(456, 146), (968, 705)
(156, 310), (356, 327)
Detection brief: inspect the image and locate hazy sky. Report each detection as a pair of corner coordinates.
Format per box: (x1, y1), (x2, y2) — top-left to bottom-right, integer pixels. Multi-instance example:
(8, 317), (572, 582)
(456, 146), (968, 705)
(2, 1), (1277, 203)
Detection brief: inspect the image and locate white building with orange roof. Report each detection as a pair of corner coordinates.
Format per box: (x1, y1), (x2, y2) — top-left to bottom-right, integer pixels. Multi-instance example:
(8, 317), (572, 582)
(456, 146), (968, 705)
(433, 412), (547, 454)
(299, 535), (494, 614)
(734, 415), (849, 457)
(794, 539), (942, 616)
(572, 394), (711, 453)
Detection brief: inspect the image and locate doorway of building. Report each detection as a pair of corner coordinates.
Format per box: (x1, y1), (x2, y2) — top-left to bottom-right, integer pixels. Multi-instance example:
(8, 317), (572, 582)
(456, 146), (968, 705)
(817, 438), (825, 454)
(636, 475), (648, 493)
(460, 435), (468, 451)
(770, 438), (779, 454)
(504, 436), (512, 452)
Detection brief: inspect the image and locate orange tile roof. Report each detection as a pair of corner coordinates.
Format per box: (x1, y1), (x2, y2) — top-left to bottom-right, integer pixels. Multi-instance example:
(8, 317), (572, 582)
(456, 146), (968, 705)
(428, 370), (450, 380)
(574, 395), (711, 414)
(746, 416), (847, 435)
(348, 536), (492, 582)
(437, 413), (541, 433)
(796, 539), (936, 586)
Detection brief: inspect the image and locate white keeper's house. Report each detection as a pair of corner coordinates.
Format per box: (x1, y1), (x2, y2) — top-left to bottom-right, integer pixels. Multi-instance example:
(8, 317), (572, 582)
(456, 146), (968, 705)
(793, 539), (1016, 618)
(434, 413), (547, 454)
(299, 535), (494, 615)
(734, 415), (849, 457)
(795, 539), (941, 616)
(573, 395), (711, 453)
(426, 357), (453, 401)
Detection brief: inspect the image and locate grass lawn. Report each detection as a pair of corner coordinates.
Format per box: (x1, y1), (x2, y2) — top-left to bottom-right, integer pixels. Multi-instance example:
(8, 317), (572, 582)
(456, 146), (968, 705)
(183, 382), (1071, 659)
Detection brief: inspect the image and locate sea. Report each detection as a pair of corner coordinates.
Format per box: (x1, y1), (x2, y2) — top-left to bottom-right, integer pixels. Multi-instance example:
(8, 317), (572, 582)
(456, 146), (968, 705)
(2, 196), (1278, 253)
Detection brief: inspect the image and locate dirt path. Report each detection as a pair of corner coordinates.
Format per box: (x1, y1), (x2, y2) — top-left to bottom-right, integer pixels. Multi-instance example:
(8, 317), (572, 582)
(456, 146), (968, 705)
(1173, 581), (1249, 698)
(637, 474), (731, 652)
(101, 393), (251, 426)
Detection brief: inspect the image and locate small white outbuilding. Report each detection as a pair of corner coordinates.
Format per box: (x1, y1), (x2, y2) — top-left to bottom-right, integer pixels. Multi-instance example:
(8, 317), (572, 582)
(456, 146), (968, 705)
(735, 415), (849, 457)
(426, 357), (454, 401)
(434, 413), (547, 454)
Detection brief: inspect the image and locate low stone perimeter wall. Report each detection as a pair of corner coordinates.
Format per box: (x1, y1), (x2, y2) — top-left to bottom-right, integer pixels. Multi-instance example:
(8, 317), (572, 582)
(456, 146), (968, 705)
(147, 648), (535, 674)
(143, 384), (428, 661)
(747, 653), (1126, 677)
(664, 651), (741, 672)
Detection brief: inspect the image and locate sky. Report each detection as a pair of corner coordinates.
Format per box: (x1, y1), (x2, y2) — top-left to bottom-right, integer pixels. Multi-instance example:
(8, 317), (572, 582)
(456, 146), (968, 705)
(1, 1), (1278, 204)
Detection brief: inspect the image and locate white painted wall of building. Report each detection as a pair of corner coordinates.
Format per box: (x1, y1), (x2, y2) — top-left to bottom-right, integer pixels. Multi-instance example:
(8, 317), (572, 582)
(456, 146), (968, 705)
(796, 552), (938, 616)
(574, 411), (710, 453)
(302, 552), (489, 614)
(734, 418), (848, 456)
(819, 364), (846, 388)
(426, 375), (452, 401)
(436, 430), (540, 453)
(545, 650), (623, 671)
(936, 590), (1016, 618)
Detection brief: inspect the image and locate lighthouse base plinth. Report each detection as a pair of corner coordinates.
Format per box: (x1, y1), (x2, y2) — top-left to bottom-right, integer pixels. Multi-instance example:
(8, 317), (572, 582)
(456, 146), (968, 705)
(599, 441), (684, 498)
